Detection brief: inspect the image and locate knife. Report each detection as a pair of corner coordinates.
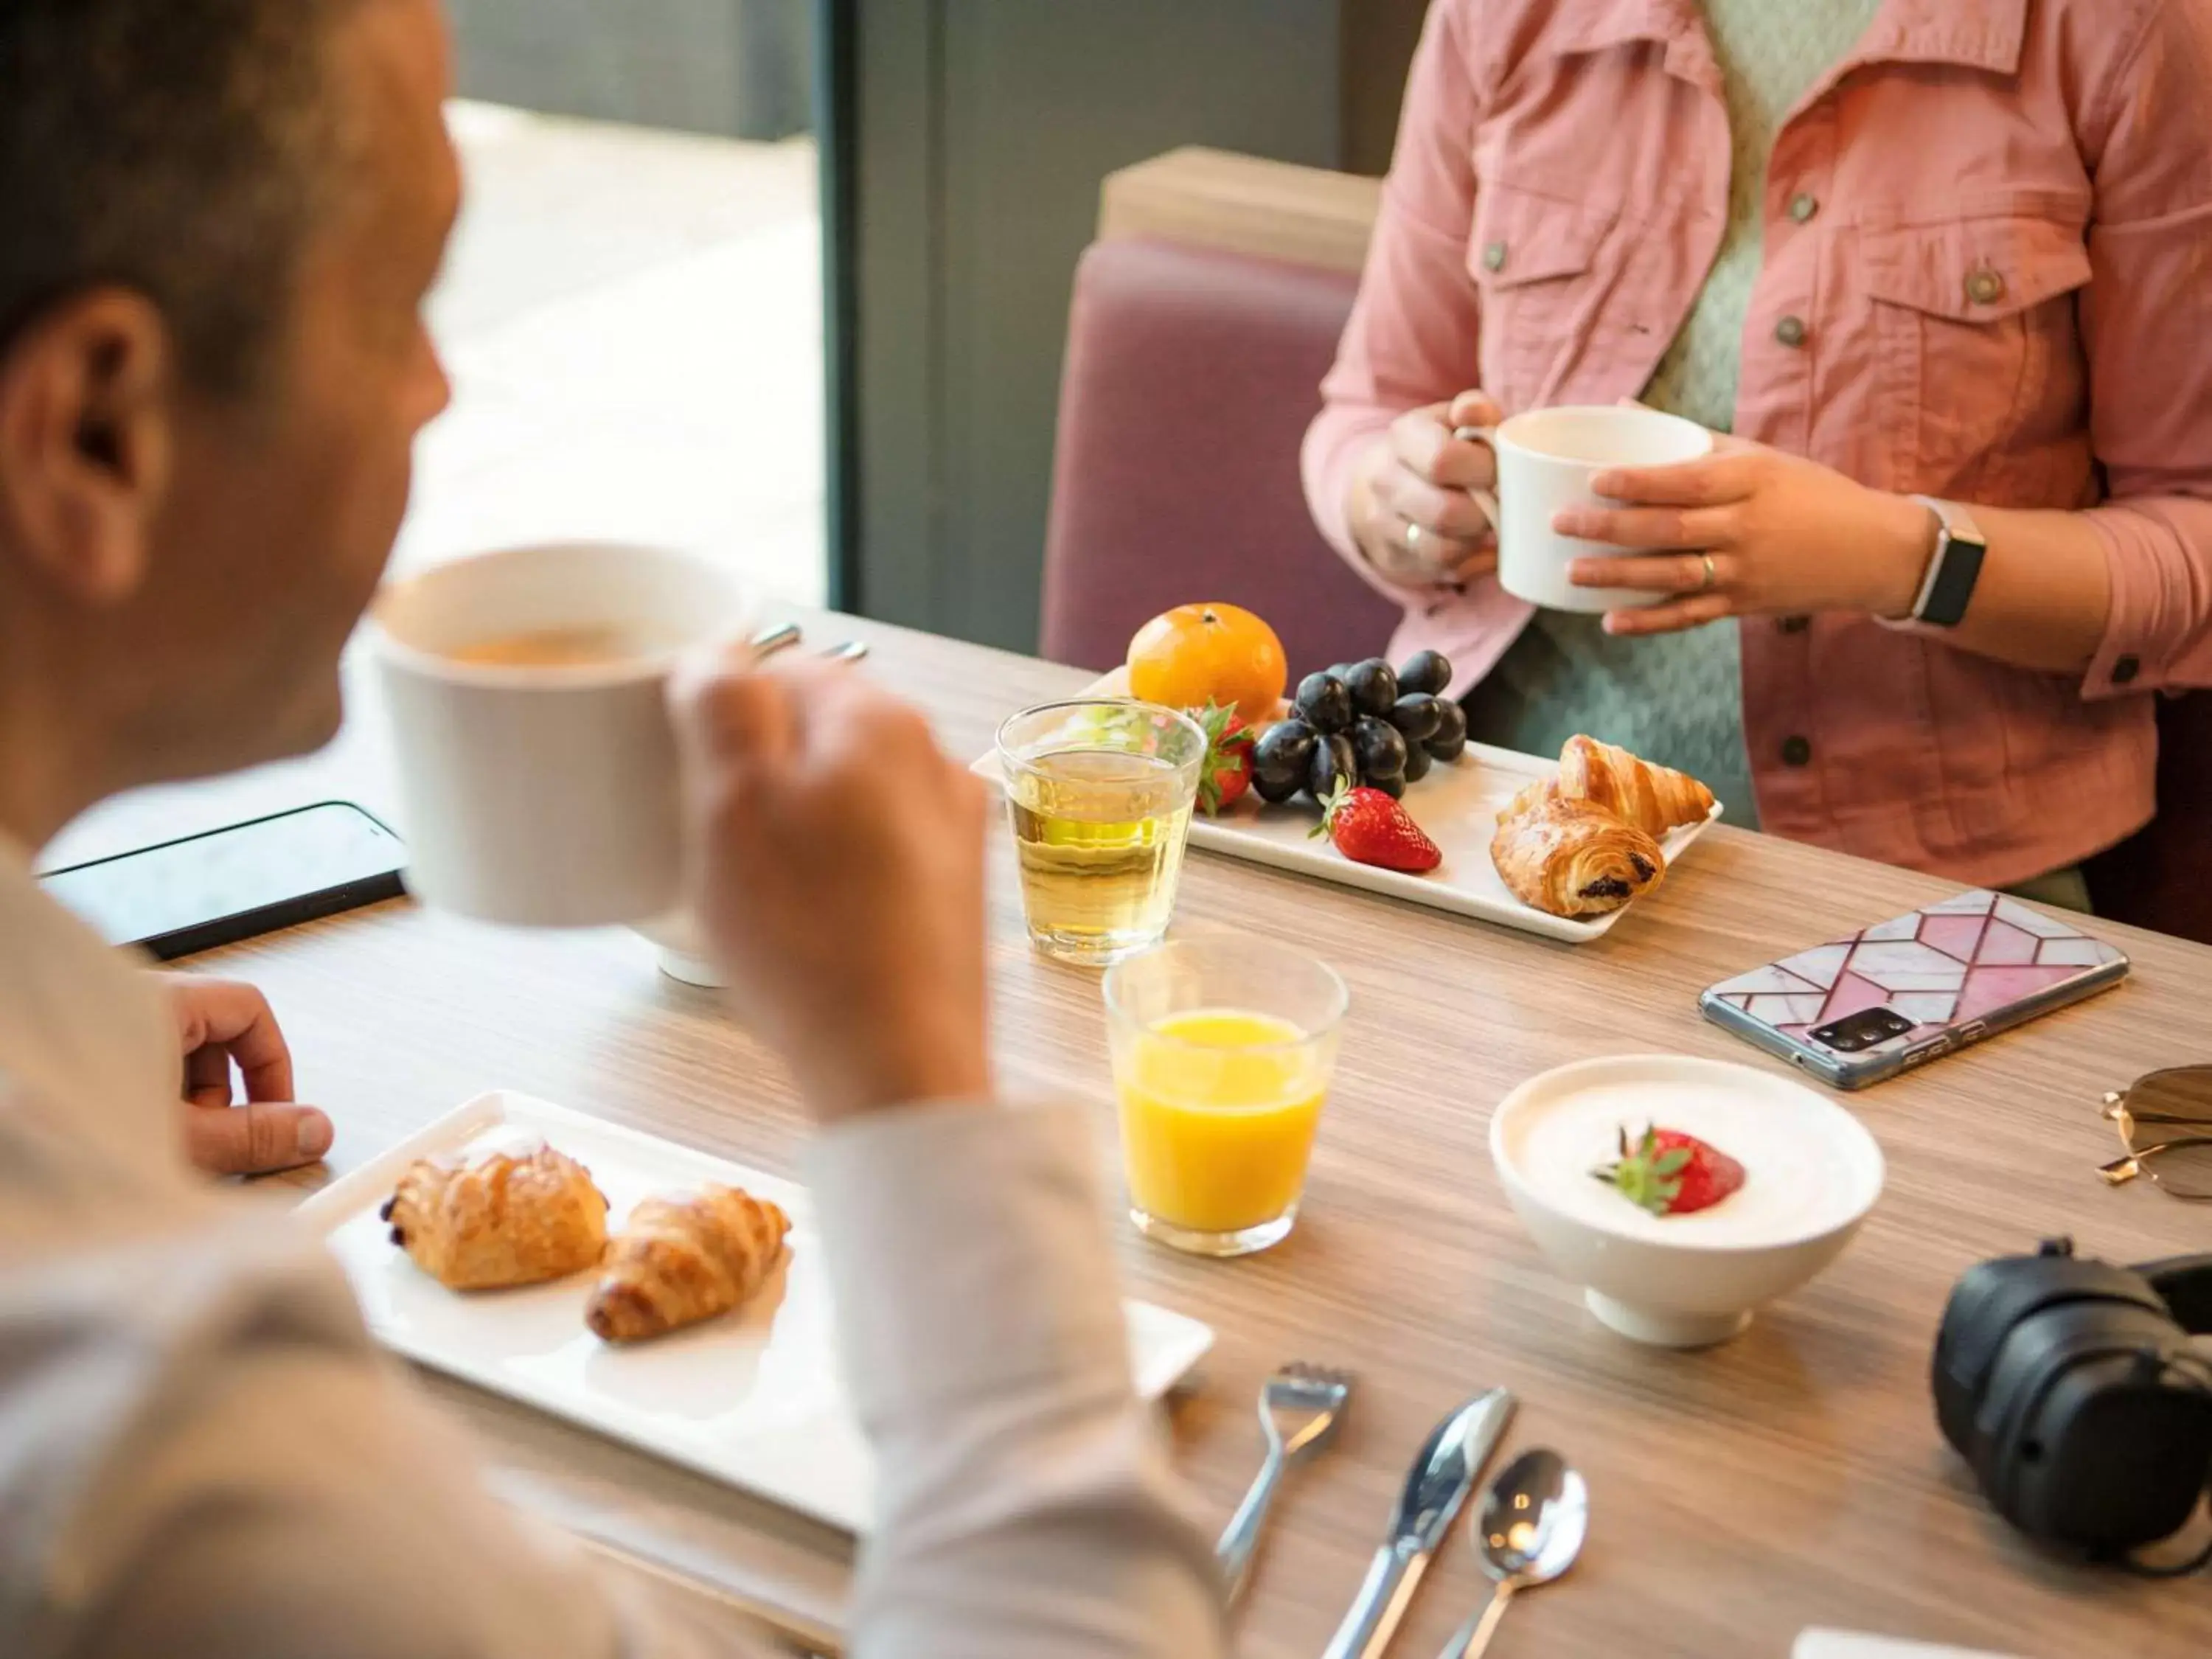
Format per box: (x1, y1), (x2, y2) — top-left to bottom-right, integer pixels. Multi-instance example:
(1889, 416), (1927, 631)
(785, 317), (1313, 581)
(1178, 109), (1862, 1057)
(1319, 1387), (1517, 1659)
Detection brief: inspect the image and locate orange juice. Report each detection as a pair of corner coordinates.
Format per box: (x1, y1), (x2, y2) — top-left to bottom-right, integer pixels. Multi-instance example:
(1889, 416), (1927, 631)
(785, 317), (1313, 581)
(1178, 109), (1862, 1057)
(1116, 1009), (1329, 1237)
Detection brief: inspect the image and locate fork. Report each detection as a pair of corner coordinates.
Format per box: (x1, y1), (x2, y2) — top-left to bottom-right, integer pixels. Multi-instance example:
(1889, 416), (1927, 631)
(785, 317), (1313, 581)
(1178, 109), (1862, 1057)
(1217, 1361), (1354, 1605)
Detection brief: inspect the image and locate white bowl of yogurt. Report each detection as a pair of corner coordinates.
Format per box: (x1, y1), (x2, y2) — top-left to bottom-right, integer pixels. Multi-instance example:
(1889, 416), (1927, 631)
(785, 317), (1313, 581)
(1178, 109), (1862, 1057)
(1489, 1054), (1884, 1348)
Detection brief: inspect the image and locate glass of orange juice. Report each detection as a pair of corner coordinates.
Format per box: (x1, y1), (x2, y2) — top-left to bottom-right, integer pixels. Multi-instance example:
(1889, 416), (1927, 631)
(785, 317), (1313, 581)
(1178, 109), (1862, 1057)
(1104, 936), (1349, 1257)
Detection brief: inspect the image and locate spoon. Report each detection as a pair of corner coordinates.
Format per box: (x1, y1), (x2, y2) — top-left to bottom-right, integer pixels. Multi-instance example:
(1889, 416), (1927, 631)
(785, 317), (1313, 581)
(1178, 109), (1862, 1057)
(1435, 1448), (1587, 1659)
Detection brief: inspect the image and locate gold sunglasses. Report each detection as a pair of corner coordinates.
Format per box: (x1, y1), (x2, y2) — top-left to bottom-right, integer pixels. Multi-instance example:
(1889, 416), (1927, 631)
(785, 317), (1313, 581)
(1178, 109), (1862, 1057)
(2099, 1064), (2212, 1200)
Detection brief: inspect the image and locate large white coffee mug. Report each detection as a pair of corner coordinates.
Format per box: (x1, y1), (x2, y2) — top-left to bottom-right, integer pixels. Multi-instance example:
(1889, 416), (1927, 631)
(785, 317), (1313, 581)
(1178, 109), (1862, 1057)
(369, 541), (757, 929)
(1456, 405), (1714, 613)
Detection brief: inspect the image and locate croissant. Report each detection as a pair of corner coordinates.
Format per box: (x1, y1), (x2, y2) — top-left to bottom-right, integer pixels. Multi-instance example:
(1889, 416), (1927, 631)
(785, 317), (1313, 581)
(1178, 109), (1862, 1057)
(1491, 796), (1666, 917)
(1500, 776), (1557, 824)
(586, 1185), (791, 1343)
(1554, 735), (1714, 836)
(383, 1134), (610, 1291)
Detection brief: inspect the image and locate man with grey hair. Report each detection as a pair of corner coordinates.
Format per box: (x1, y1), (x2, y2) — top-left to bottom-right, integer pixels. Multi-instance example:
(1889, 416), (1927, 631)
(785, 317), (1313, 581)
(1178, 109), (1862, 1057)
(0, 4), (1226, 1656)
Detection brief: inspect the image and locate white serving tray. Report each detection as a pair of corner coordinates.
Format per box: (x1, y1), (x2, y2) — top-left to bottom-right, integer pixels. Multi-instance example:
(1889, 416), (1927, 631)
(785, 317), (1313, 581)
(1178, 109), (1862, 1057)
(298, 1091), (1214, 1534)
(980, 671), (1721, 944)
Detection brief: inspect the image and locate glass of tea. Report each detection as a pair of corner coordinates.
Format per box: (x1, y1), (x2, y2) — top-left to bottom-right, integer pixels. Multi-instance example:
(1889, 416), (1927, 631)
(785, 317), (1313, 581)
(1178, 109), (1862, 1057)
(995, 700), (1208, 966)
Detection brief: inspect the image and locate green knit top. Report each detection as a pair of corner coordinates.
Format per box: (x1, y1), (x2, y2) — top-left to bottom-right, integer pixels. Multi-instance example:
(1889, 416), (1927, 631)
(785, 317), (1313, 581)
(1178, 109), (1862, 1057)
(1463, 0), (1886, 832)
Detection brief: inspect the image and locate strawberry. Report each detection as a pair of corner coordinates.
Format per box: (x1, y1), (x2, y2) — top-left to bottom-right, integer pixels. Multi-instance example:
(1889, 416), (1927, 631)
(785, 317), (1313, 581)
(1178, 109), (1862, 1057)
(1190, 702), (1254, 816)
(1593, 1124), (1746, 1217)
(1310, 779), (1442, 873)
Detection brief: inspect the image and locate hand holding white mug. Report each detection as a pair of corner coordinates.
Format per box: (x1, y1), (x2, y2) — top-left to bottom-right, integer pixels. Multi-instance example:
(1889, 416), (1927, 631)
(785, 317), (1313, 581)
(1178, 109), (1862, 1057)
(1448, 403), (1715, 613)
(670, 653), (994, 1125)
(1555, 437), (1936, 635)
(1347, 389), (1504, 588)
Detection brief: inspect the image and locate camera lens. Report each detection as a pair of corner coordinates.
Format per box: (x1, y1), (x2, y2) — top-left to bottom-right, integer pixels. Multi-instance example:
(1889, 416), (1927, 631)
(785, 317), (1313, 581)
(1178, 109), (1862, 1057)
(1810, 1004), (1919, 1054)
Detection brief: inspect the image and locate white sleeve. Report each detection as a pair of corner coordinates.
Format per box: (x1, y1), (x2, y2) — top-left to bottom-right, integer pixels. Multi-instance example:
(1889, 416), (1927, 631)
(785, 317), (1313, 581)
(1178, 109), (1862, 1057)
(806, 1101), (1227, 1659)
(4, 1098), (1221, 1659)
(1, 1214), (737, 1659)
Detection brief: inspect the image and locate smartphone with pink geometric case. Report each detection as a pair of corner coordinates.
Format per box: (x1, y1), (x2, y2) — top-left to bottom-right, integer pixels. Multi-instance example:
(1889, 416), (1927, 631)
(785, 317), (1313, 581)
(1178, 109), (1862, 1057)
(1700, 888), (2129, 1090)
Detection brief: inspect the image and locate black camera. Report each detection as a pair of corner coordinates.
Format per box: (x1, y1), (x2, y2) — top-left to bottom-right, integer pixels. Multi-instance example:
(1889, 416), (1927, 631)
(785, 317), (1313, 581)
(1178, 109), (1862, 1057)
(1933, 1239), (2212, 1559)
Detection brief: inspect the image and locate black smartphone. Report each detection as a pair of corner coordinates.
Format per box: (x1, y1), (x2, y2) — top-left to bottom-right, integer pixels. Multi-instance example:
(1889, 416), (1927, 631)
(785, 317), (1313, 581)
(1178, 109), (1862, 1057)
(41, 801), (408, 959)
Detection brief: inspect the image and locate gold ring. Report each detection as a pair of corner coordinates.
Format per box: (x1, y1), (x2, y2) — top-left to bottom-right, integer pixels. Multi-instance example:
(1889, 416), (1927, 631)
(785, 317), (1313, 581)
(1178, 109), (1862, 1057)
(1698, 552), (1717, 594)
(1405, 521), (1425, 554)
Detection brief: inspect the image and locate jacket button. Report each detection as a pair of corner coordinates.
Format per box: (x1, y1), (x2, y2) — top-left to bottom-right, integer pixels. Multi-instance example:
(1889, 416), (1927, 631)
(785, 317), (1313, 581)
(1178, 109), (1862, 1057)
(1777, 614), (1811, 634)
(1965, 267), (2006, 306)
(1788, 192), (1818, 223)
(1482, 241), (1508, 273)
(1775, 315), (1807, 348)
(2112, 654), (2141, 686)
(1781, 735), (1813, 768)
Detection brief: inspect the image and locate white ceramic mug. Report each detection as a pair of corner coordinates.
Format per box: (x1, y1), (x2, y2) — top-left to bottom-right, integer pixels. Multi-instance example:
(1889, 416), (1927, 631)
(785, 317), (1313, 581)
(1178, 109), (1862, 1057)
(369, 541), (757, 929)
(1456, 405), (1714, 613)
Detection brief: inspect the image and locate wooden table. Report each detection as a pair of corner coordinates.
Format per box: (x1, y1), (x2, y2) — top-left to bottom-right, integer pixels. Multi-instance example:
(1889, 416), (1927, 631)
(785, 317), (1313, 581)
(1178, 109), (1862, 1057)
(54, 608), (2212, 1658)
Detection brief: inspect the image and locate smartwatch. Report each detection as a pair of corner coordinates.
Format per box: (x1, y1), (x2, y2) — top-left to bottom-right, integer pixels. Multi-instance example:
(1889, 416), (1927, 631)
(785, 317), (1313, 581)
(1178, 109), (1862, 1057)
(1903, 496), (1988, 628)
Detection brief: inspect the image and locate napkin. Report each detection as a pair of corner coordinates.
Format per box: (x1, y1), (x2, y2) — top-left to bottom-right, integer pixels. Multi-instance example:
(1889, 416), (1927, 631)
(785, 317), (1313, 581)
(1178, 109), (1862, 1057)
(1796, 1632), (2022, 1659)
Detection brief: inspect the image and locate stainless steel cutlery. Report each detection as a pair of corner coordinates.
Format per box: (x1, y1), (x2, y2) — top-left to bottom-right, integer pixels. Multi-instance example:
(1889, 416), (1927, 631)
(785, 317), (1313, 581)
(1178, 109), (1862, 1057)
(1435, 1447), (1587, 1659)
(1321, 1386), (1517, 1659)
(1217, 1361), (1355, 1604)
(751, 621), (869, 664)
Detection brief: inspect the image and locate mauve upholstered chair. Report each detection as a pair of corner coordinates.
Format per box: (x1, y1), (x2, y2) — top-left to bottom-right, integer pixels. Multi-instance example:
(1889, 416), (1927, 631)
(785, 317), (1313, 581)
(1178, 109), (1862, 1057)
(1040, 237), (1399, 681)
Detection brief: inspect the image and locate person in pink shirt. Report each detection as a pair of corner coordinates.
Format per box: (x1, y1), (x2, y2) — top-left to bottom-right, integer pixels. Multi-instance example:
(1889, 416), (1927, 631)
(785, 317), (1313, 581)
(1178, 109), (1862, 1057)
(1302, 0), (2212, 901)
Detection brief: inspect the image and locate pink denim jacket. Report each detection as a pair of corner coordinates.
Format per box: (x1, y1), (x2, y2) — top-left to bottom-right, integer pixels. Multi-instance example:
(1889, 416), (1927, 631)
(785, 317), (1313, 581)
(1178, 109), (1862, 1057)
(1302, 0), (2212, 885)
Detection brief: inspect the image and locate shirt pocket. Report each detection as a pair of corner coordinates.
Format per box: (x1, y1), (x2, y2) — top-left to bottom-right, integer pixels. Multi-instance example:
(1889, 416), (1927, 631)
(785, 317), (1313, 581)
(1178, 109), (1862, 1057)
(1860, 212), (2093, 493)
(1469, 183), (1615, 408)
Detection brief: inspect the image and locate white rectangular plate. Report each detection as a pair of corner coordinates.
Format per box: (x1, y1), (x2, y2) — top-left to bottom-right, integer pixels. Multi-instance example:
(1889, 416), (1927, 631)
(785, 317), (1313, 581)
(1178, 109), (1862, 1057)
(980, 671), (1721, 943)
(299, 1091), (1214, 1534)
(1795, 1635), (2020, 1659)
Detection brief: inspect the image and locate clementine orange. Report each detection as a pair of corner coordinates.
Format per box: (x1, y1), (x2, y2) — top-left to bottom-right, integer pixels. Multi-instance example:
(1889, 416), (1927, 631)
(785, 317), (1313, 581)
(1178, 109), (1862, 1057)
(1125, 603), (1287, 724)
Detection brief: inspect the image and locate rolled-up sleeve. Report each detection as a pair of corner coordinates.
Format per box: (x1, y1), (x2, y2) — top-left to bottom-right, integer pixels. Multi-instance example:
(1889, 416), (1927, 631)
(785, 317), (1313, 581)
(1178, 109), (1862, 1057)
(1300, 0), (1485, 577)
(2076, 2), (2212, 699)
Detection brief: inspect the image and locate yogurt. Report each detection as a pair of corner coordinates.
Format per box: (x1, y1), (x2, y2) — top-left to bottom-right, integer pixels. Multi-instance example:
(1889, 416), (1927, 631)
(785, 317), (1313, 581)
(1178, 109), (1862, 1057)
(1497, 1074), (1881, 1248)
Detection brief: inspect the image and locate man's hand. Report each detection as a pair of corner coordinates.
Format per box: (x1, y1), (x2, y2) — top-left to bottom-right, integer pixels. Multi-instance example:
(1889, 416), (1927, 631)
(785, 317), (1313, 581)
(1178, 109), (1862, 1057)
(671, 653), (993, 1124)
(167, 978), (334, 1175)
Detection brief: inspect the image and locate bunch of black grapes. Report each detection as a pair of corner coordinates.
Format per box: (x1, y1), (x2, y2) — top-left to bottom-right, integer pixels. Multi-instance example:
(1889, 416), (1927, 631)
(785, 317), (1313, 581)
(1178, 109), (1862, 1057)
(1248, 650), (1467, 804)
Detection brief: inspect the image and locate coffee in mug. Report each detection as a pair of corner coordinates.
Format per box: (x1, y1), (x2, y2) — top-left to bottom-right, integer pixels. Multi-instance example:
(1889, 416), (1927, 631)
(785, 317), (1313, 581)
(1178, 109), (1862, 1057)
(1456, 406), (1714, 613)
(444, 625), (664, 669)
(369, 541), (757, 928)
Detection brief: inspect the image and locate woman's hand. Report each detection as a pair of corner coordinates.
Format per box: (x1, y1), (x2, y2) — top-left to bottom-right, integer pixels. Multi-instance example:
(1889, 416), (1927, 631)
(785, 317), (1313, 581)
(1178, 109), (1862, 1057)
(1556, 438), (1935, 634)
(167, 977), (334, 1175)
(1346, 390), (1504, 591)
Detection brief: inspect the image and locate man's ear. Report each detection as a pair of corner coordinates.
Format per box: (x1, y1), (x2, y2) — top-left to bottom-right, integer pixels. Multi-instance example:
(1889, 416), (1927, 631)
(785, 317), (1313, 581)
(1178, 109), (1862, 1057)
(0, 288), (175, 606)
